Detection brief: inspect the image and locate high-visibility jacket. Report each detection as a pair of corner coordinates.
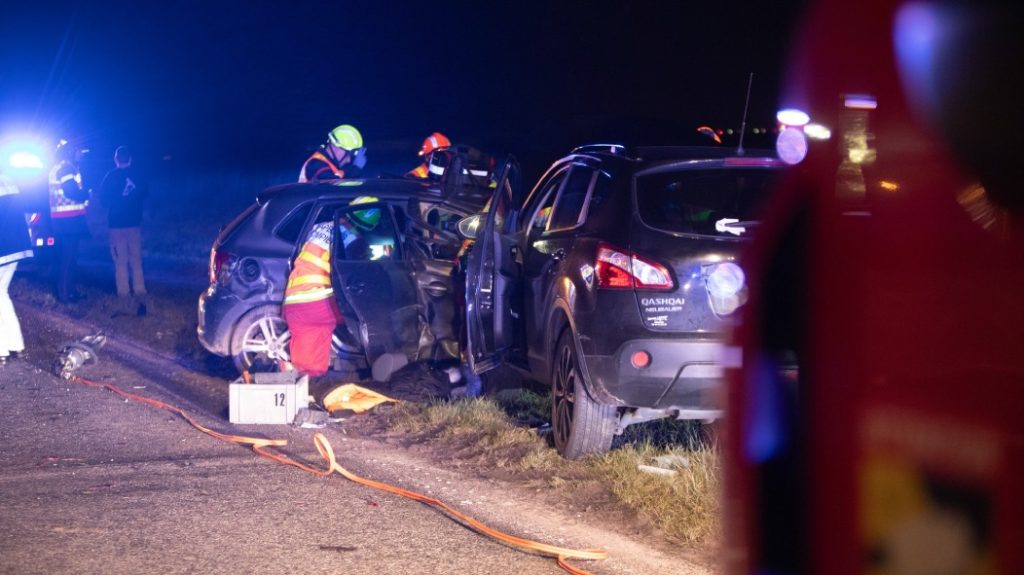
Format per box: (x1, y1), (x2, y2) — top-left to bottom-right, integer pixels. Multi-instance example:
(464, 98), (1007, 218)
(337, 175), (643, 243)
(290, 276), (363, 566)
(0, 173), (32, 267)
(298, 150), (346, 183)
(49, 160), (88, 219)
(407, 163), (429, 179)
(284, 222), (334, 305)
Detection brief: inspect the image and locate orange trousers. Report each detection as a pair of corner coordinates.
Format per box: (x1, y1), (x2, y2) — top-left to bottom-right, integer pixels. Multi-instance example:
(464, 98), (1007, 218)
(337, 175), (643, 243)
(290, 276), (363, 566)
(282, 297), (342, 377)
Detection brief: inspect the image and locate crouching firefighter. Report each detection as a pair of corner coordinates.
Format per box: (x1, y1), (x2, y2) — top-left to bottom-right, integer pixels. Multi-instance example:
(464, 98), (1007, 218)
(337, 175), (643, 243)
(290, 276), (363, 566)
(282, 195), (381, 377)
(282, 220), (343, 377)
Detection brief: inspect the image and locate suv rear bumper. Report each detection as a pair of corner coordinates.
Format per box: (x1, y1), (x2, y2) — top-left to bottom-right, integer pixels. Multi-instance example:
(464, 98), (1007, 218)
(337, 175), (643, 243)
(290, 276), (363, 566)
(580, 339), (725, 413)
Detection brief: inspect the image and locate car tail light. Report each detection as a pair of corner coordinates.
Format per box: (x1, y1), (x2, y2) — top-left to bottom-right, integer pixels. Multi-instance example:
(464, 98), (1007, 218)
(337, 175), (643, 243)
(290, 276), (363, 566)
(595, 243), (674, 290)
(596, 244), (633, 288)
(209, 247), (233, 284)
(704, 261), (747, 316)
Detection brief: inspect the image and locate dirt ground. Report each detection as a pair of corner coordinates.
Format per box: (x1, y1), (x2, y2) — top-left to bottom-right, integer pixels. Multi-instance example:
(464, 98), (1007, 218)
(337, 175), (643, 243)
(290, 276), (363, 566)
(7, 267), (719, 574)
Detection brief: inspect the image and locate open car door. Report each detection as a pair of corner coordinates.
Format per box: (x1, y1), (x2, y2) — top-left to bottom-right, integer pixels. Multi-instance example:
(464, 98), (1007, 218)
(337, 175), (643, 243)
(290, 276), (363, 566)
(464, 157), (523, 374)
(331, 202), (421, 367)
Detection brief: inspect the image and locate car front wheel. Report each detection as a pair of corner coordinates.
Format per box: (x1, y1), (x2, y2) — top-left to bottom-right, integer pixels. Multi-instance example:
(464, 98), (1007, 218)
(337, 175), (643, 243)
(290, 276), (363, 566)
(231, 305), (291, 373)
(551, 329), (617, 459)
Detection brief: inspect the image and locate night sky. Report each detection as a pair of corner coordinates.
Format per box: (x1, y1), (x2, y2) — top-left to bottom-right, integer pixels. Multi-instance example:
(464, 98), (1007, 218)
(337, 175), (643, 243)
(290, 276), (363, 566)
(1, 1), (804, 174)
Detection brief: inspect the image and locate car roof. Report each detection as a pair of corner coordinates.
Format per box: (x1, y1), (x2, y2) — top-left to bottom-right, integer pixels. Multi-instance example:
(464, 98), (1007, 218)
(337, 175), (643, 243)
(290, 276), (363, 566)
(564, 144), (783, 175)
(257, 176), (492, 211)
(257, 178), (432, 204)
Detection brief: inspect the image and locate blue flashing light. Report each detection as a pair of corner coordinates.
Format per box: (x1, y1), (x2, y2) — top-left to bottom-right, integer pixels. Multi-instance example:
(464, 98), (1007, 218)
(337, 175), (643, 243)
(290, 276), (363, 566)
(9, 151), (43, 169)
(0, 137), (51, 181)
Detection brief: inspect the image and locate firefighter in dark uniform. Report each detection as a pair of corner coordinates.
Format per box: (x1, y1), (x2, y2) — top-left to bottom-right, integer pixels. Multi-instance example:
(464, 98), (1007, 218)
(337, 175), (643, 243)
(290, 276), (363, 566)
(298, 124), (366, 183)
(49, 139), (91, 302)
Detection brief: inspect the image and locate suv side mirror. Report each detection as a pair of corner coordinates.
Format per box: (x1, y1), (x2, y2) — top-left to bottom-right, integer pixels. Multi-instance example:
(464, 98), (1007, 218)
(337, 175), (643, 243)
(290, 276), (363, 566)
(457, 214), (483, 240)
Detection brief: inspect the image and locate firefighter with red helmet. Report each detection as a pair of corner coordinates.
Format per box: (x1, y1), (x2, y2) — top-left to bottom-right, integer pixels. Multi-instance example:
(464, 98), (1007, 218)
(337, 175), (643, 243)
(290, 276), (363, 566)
(282, 196), (382, 377)
(49, 139), (91, 302)
(298, 124), (366, 183)
(406, 132), (451, 179)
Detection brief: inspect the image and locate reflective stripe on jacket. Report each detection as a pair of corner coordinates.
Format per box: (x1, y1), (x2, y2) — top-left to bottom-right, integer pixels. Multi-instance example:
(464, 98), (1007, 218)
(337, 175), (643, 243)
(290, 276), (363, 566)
(48, 161), (88, 218)
(284, 222), (334, 305)
(0, 174), (33, 266)
(298, 151), (346, 183)
(407, 163), (429, 179)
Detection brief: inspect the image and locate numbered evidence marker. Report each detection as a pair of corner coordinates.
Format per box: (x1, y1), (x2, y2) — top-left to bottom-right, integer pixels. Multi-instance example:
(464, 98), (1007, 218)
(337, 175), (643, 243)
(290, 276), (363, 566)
(229, 373), (310, 424)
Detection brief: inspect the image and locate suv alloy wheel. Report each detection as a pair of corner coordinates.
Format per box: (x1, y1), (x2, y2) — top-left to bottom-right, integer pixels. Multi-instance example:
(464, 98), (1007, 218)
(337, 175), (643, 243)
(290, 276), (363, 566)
(551, 329), (617, 459)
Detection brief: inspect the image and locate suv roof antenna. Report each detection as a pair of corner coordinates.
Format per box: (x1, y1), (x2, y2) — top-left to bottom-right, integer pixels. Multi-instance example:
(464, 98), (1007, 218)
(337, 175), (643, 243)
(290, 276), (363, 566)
(736, 72), (754, 156)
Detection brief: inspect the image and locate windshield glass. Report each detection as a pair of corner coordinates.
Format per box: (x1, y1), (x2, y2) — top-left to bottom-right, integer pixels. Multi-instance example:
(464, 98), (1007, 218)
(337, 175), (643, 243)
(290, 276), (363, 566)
(636, 168), (781, 236)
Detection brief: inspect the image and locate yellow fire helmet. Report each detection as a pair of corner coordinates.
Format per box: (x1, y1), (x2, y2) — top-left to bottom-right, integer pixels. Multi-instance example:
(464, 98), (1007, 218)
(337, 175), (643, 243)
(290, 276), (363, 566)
(328, 124), (364, 151)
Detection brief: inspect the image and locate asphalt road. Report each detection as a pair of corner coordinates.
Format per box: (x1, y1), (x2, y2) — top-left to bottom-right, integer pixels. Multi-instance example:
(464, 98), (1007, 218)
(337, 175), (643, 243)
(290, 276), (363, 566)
(0, 303), (709, 575)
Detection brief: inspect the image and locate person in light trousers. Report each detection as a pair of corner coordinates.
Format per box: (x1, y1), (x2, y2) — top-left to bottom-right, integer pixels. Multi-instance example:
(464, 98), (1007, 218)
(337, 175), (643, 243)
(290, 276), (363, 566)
(0, 171), (33, 365)
(98, 146), (148, 303)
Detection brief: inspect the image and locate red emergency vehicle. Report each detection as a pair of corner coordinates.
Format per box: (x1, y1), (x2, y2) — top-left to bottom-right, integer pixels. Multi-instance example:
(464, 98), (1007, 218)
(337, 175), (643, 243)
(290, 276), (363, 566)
(725, 1), (1024, 573)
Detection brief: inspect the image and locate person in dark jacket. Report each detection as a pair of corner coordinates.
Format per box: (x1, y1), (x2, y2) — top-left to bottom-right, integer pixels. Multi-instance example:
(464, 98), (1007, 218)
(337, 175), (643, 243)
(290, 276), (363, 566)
(0, 170), (33, 365)
(48, 139), (91, 302)
(98, 146), (147, 299)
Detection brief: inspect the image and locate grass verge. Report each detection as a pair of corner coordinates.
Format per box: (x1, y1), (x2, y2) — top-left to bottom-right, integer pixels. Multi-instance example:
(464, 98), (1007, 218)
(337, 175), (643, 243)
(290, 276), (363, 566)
(386, 390), (721, 545)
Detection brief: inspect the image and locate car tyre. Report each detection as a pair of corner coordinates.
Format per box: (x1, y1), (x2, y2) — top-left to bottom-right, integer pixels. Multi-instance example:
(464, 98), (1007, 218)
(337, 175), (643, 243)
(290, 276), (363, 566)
(551, 329), (617, 459)
(231, 305), (291, 374)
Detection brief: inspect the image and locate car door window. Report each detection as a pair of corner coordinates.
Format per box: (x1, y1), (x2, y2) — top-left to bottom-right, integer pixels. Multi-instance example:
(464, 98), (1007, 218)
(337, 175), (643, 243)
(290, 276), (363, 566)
(334, 203), (400, 261)
(524, 171), (566, 234)
(491, 177), (514, 233)
(418, 204), (464, 260)
(546, 166), (596, 231)
(274, 202), (313, 243)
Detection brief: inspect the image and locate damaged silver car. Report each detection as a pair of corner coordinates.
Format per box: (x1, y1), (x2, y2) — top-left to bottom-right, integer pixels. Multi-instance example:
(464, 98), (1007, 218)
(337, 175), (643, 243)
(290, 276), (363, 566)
(198, 148), (496, 380)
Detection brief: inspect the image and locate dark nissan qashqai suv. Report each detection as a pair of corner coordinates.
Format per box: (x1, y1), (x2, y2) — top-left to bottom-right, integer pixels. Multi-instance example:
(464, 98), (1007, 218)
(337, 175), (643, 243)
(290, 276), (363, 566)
(198, 152), (493, 377)
(461, 145), (785, 458)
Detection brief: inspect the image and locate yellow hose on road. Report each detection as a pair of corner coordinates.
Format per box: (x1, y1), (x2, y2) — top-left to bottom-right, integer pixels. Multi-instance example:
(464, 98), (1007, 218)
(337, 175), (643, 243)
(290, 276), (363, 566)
(72, 376), (607, 574)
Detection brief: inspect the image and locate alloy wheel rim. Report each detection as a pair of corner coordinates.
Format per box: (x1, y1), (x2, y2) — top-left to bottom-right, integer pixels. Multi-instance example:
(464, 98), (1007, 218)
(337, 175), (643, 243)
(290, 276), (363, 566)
(243, 316), (291, 369)
(553, 344), (575, 449)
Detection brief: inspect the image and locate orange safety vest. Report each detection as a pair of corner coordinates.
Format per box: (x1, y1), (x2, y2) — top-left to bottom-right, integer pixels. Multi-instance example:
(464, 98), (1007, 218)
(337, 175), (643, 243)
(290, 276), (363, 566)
(284, 222), (334, 305)
(407, 163), (429, 179)
(298, 151), (346, 183)
(48, 161), (88, 218)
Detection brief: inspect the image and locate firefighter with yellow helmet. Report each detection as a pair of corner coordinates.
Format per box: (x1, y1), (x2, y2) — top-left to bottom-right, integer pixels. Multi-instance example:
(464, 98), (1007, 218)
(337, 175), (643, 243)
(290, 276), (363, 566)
(298, 124), (366, 183)
(282, 195), (382, 376)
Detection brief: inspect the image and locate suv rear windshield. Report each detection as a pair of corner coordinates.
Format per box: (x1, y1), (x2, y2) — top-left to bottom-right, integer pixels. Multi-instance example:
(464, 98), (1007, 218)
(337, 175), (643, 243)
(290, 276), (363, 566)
(636, 168), (780, 236)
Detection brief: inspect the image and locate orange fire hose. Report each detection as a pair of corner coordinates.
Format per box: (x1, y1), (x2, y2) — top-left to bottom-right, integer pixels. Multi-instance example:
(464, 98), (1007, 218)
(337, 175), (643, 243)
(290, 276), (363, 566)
(72, 376), (607, 574)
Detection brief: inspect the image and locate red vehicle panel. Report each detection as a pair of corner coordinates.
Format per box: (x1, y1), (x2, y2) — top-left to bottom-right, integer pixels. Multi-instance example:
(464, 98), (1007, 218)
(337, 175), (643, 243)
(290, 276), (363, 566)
(725, 1), (1024, 573)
